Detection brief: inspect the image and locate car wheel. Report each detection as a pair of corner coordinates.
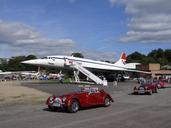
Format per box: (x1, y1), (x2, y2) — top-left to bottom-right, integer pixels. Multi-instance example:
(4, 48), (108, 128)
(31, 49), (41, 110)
(68, 99), (79, 113)
(104, 97), (111, 107)
(157, 84), (160, 89)
(155, 88), (158, 93)
(133, 92), (138, 95)
(149, 90), (152, 95)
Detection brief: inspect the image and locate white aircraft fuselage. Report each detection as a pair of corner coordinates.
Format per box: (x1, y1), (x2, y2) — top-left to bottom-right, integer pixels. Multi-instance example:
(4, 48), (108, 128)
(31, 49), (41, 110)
(21, 53), (150, 85)
(22, 55), (127, 71)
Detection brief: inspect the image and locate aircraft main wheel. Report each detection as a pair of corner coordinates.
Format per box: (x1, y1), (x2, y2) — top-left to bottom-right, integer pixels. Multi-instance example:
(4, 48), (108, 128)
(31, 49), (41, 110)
(104, 97), (111, 107)
(68, 99), (79, 113)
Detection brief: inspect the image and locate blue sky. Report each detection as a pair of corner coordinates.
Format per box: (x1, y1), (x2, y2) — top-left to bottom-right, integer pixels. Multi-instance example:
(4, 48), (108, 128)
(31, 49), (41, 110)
(0, 0), (170, 60)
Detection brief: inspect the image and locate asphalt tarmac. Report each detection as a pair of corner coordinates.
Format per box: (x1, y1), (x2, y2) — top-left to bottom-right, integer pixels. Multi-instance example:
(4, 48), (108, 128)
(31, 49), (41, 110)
(0, 81), (171, 128)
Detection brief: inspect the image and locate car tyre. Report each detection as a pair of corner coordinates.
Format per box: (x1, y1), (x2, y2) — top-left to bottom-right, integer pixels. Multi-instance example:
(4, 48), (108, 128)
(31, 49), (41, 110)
(154, 88), (158, 93)
(149, 90), (153, 95)
(68, 99), (79, 113)
(157, 84), (160, 89)
(133, 92), (138, 95)
(104, 97), (111, 107)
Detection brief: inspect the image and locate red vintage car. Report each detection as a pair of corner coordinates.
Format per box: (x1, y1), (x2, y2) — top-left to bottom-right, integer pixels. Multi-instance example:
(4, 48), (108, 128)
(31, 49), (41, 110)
(134, 82), (158, 95)
(154, 80), (167, 89)
(46, 86), (114, 113)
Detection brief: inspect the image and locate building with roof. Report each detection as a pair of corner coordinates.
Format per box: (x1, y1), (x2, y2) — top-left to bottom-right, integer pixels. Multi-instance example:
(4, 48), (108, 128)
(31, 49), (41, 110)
(137, 63), (171, 79)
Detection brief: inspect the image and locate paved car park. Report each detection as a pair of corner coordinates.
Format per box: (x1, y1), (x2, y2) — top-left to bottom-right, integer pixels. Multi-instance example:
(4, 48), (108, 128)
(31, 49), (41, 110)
(0, 81), (171, 128)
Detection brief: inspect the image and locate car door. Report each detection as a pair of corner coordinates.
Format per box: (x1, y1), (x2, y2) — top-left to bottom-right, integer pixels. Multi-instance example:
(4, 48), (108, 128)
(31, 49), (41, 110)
(87, 91), (102, 106)
(77, 92), (90, 107)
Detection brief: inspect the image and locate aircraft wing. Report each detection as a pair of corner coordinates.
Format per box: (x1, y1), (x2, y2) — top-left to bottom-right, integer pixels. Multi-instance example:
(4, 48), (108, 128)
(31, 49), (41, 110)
(123, 69), (151, 74)
(0, 72), (13, 75)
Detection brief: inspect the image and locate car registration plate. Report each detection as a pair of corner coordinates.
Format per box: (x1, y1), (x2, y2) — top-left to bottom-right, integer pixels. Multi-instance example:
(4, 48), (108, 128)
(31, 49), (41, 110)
(138, 87), (145, 94)
(53, 102), (61, 107)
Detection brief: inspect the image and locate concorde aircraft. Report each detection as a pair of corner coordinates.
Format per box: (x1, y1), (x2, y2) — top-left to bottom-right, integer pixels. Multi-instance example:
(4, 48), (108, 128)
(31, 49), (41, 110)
(22, 53), (149, 85)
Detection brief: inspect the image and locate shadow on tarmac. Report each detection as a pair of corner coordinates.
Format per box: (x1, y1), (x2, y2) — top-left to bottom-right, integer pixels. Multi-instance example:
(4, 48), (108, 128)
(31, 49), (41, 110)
(42, 105), (108, 113)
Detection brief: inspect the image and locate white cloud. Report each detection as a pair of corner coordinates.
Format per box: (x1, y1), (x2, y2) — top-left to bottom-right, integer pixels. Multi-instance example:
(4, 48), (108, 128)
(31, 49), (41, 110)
(0, 21), (75, 57)
(82, 50), (117, 61)
(109, 0), (171, 43)
(0, 21), (118, 60)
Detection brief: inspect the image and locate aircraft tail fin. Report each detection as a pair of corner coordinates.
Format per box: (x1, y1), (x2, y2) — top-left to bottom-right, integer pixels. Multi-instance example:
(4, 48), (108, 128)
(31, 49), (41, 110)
(121, 52), (126, 62)
(115, 52), (127, 66)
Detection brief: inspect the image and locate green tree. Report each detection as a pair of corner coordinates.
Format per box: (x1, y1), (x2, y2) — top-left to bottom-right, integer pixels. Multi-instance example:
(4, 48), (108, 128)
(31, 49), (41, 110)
(0, 59), (8, 71)
(24, 55), (37, 71)
(26, 55), (37, 60)
(148, 48), (164, 60)
(127, 52), (146, 63)
(5, 55), (37, 71)
(71, 52), (84, 58)
(165, 49), (171, 64)
(7, 56), (26, 71)
(148, 48), (170, 65)
(127, 49), (171, 65)
(158, 58), (168, 66)
(140, 57), (156, 64)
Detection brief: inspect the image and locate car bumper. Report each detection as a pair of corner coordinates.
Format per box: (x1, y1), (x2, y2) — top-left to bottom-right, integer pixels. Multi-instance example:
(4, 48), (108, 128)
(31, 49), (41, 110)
(157, 85), (165, 88)
(46, 98), (67, 109)
(134, 89), (151, 94)
(47, 102), (67, 109)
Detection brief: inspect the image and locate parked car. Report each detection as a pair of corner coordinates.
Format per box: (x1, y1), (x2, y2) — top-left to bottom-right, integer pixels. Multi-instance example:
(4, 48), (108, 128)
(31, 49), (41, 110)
(46, 86), (114, 113)
(137, 77), (146, 84)
(117, 74), (125, 82)
(133, 82), (158, 95)
(155, 81), (166, 88)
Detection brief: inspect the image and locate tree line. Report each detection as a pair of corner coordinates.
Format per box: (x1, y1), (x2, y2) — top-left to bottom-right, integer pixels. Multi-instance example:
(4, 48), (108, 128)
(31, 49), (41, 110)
(0, 55), (37, 71)
(0, 49), (170, 72)
(126, 48), (171, 66)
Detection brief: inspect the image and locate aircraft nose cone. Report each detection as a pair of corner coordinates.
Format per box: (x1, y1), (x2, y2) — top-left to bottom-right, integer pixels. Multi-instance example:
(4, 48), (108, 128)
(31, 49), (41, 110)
(21, 59), (39, 65)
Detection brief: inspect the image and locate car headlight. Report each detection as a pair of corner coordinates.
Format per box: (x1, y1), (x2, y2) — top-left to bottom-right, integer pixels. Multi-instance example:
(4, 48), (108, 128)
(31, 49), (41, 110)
(49, 96), (54, 103)
(49, 96), (53, 101)
(62, 97), (66, 102)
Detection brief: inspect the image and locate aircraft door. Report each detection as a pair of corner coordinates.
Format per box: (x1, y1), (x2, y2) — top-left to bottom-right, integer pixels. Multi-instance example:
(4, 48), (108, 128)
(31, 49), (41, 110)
(64, 57), (71, 66)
